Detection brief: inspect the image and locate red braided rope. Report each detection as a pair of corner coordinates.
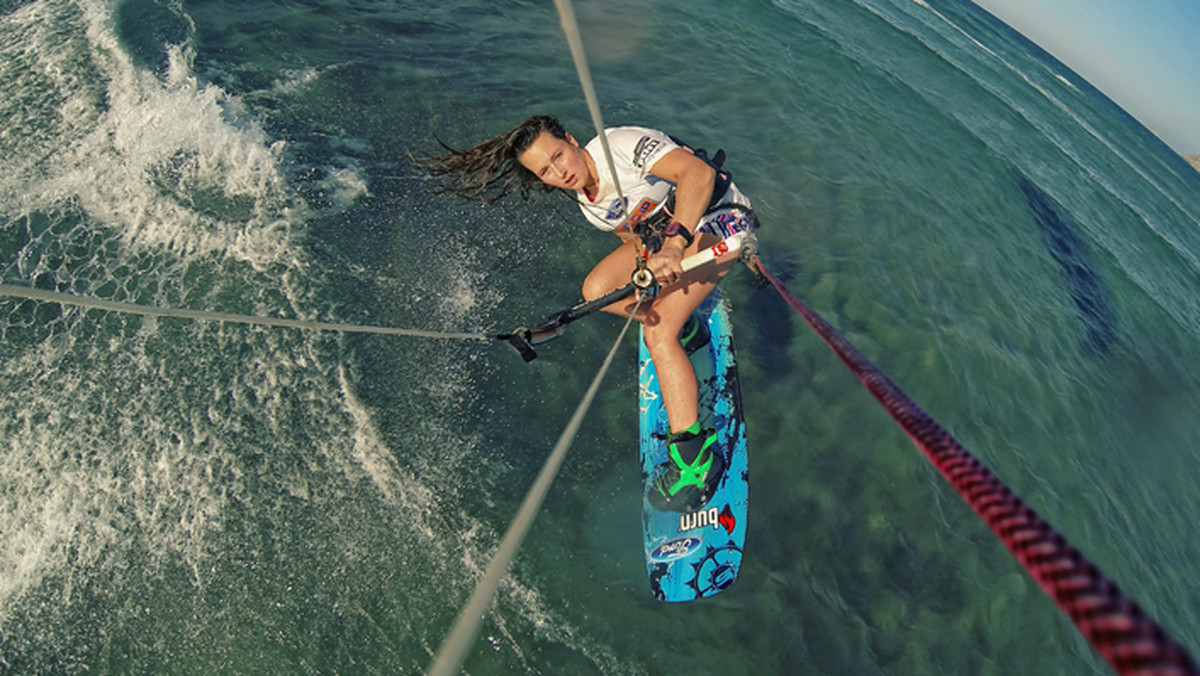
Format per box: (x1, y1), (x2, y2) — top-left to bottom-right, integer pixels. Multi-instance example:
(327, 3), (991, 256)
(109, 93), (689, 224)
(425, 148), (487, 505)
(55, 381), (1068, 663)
(751, 256), (1198, 675)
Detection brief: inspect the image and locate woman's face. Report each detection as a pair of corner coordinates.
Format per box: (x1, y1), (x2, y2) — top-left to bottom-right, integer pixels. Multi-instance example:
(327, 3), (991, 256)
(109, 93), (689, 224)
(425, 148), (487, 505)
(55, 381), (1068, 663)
(518, 131), (593, 193)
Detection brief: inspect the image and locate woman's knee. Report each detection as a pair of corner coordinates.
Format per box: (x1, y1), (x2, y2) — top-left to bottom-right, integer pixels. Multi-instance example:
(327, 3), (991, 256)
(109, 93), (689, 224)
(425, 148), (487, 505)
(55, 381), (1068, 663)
(581, 267), (608, 301)
(642, 314), (685, 349)
(582, 244), (635, 300)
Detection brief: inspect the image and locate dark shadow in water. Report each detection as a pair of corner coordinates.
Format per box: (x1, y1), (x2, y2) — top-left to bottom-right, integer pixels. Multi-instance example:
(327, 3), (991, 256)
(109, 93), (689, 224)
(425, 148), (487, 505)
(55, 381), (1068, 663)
(1017, 175), (1118, 355)
(743, 251), (797, 377)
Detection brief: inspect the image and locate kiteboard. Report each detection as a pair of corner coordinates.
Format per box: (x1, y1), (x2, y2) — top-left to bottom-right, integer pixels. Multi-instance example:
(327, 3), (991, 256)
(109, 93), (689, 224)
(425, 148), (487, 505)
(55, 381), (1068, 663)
(638, 288), (749, 602)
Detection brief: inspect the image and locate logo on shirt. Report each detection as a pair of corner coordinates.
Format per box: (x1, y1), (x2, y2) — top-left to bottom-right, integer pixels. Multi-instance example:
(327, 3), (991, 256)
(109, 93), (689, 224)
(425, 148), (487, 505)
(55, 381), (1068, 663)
(633, 135), (664, 168)
(604, 197), (660, 232)
(604, 198), (626, 221)
(623, 198), (659, 231)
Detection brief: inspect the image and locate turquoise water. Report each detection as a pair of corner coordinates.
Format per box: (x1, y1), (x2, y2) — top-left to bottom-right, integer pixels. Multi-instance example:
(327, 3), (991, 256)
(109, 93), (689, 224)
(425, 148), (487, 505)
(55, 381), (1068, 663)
(3, 0), (1200, 673)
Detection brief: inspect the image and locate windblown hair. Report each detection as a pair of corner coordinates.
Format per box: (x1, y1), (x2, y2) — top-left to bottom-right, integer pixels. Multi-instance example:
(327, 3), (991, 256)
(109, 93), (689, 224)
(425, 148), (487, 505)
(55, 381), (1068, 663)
(420, 115), (570, 203)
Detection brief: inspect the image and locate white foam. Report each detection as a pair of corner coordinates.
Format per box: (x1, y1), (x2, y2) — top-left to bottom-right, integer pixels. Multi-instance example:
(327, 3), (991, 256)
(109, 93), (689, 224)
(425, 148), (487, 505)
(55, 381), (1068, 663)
(1, 0), (324, 271)
(337, 363), (439, 537)
(0, 0), (361, 619)
(63, 41), (298, 268)
(0, 5), (554, 667)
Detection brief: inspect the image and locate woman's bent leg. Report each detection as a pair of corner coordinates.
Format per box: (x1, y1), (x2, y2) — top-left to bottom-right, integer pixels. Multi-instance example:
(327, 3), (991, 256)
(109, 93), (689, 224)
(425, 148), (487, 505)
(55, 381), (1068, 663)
(582, 234), (735, 431)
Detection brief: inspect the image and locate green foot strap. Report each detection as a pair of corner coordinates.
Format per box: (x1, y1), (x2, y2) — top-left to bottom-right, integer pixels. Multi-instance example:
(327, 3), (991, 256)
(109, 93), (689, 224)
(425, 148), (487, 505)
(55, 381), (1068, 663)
(664, 435), (716, 496)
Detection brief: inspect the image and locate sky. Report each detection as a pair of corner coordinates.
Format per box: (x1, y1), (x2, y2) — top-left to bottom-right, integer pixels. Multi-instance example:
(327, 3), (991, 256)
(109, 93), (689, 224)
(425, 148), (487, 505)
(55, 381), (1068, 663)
(970, 0), (1200, 155)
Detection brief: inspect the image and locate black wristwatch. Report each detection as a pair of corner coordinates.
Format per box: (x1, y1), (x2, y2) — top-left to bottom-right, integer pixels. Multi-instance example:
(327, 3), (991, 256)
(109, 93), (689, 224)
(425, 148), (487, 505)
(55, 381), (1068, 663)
(663, 220), (694, 247)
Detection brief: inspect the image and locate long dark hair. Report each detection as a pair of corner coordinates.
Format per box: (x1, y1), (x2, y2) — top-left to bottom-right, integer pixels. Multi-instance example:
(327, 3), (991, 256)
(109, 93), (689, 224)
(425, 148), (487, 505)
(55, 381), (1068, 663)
(420, 115), (570, 203)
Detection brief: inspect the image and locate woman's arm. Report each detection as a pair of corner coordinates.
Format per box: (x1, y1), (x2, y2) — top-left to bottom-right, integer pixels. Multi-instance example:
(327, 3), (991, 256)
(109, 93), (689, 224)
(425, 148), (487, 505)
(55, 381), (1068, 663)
(649, 147), (717, 239)
(643, 148), (716, 283)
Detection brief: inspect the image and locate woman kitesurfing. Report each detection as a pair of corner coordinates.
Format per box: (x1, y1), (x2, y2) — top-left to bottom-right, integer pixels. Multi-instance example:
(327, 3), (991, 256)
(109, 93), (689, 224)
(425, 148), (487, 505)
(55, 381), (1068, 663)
(422, 115), (756, 511)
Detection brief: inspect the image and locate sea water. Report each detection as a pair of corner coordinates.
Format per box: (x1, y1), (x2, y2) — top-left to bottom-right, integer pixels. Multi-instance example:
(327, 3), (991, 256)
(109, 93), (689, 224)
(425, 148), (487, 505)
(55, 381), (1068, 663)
(2, 0), (1199, 673)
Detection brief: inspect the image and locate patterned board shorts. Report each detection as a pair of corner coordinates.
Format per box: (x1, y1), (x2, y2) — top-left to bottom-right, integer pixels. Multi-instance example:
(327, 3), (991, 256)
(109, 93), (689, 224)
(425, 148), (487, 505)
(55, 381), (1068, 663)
(696, 183), (756, 239)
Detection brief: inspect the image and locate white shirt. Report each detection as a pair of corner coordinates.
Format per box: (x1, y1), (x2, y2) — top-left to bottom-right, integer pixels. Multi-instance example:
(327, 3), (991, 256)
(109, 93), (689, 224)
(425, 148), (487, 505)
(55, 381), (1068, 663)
(577, 126), (679, 233)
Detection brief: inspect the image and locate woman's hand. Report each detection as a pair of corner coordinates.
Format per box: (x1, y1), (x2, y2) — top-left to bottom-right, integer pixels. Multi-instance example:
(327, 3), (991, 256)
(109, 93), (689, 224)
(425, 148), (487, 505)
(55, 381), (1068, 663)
(648, 239), (688, 286)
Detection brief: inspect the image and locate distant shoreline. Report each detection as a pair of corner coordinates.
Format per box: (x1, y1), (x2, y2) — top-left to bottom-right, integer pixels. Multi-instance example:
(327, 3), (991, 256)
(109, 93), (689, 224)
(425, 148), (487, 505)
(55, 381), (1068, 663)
(1185, 154), (1200, 172)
